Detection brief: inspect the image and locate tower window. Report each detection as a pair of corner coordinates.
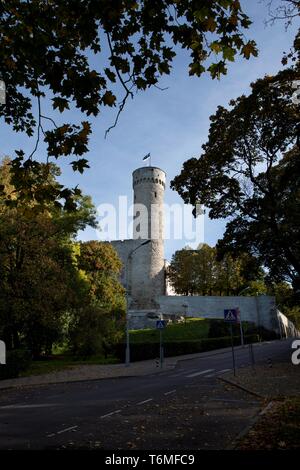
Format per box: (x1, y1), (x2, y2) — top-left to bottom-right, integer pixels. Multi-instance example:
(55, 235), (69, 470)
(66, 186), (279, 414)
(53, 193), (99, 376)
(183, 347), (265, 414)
(154, 192), (157, 198)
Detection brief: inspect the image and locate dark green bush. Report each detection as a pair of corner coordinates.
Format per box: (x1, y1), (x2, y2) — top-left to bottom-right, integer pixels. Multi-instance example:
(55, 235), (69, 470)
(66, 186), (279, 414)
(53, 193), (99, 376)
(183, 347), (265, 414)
(114, 334), (260, 362)
(208, 320), (232, 338)
(246, 325), (278, 341)
(0, 349), (32, 380)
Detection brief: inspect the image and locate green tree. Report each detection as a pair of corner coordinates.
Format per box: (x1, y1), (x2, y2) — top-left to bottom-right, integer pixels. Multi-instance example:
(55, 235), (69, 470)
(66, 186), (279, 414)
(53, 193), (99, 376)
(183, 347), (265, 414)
(0, 1), (257, 207)
(194, 244), (217, 295)
(167, 244), (261, 296)
(167, 248), (197, 296)
(215, 253), (244, 295)
(68, 241), (125, 357)
(0, 159), (96, 356)
(171, 48), (300, 291)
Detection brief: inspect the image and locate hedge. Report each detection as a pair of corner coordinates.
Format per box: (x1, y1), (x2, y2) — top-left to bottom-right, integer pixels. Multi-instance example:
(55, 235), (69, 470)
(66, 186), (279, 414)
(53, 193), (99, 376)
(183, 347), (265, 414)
(114, 334), (261, 362)
(0, 349), (32, 380)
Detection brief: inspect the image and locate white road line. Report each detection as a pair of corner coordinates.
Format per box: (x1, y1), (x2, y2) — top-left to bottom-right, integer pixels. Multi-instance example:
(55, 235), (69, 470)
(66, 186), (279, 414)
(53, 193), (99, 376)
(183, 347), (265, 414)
(47, 433), (56, 438)
(0, 403), (62, 410)
(137, 398), (153, 405)
(217, 369), (231, 375)
(57, 425), (78, 435)
(204, 374), (215, 378)
(168, 368), (199, 377)
(100, 410), (121, 419)
(164, 389), (176, 396)
(186, 369), (214, 378)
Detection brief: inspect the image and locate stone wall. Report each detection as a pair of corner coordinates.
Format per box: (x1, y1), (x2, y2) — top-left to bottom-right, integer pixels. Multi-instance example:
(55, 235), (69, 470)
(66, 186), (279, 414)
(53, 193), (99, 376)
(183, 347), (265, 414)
(128, 295), (281, 332)
(110, 239), (142, 293)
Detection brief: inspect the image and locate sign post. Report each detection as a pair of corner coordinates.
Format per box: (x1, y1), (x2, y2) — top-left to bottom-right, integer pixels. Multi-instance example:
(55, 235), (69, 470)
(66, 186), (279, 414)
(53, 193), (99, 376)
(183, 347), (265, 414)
(224, 309), (238, 376)
(156, 319), (166, 368)
(236, 307), (244, 347)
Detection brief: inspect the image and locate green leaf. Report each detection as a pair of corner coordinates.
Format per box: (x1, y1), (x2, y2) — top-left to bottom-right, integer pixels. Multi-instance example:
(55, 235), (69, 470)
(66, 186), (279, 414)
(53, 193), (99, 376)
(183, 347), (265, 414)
(205, 17), (217, 32)
(71, 159), (90, 174)
(241, 41), (258, 59)
(208, 61), (227, 79)
(104, 68), (116, 83)
(102, 91), (116, 106)
(189, 62), (206, 77)
(222, 46), (236, 62)
(210, 42), (222, 54)
(52, 97), (70, 112)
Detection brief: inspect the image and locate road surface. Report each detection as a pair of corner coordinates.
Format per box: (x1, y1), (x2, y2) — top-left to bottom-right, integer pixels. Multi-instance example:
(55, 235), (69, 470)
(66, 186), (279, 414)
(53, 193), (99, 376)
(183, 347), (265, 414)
(0, 339), (294, 449)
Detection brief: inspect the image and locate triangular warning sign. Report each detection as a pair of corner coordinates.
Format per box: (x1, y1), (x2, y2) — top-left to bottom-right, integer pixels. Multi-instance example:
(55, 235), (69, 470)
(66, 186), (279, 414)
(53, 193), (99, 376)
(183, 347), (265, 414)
(227, 310), (235, 320)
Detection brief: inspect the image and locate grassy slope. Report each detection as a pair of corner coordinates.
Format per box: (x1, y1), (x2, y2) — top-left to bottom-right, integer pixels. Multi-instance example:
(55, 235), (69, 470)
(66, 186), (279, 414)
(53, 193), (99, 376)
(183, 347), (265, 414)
(18, 319), (210, 377)
(130, 318), (210, 343)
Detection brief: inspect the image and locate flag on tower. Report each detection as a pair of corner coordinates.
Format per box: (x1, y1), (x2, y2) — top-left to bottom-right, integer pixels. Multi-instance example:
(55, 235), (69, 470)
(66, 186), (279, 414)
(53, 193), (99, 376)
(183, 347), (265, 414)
(143, 153), (150, 161)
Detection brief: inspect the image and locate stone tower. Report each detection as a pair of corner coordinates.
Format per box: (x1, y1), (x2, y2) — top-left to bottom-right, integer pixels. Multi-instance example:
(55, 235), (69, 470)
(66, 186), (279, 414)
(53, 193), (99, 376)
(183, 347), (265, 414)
(130, 166), (166, 309)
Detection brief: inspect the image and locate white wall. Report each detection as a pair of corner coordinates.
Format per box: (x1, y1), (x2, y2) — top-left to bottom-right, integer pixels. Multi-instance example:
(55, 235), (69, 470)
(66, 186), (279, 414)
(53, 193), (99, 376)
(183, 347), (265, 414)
(158, 295), (278, 331)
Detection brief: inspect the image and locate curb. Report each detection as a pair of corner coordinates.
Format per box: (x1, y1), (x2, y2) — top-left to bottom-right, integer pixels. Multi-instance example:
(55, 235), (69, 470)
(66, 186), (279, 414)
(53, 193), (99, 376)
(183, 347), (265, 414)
(218, 376), (265, 399)
(227, 401), (274, 450)
(0, 363), (177, 392)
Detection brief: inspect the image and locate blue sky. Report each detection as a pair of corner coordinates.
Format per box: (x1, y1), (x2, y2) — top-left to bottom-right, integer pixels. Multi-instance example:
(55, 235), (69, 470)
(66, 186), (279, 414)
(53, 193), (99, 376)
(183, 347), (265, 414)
(0, 1), (298, 260)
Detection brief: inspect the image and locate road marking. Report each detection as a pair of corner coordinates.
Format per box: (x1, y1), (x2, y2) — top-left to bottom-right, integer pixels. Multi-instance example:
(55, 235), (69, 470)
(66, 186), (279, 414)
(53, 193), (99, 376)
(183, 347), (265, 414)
(186, 369), (214, 378)
(204, 374), (215, 378)
(137, 398), (153, 405)
(100, 410), (121, 419)
(168, 368), (199, 377)
(57, 425), (78, 434)
(0, 403), (62, 410)
(164, 389), (176, 396)
(217, 369), (231, 375)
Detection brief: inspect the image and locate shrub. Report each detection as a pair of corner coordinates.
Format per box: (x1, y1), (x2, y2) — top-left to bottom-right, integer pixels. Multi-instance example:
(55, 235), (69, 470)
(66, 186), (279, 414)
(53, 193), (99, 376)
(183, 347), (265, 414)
(68, 305), (105, 358)
(68, 305), (125, 358)
(0, 349), (32, 380)
(114, 334), (260, 362)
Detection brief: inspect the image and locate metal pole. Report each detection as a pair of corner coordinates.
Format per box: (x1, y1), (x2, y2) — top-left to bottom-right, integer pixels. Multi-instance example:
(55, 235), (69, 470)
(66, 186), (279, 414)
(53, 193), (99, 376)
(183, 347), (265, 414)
(251, 343), (255, 367)
(239, 320), (244, 347)
(125, 257), (130, 367)
(160, 329), (163, 368)
(239, 315), (244, 347)
(230, 323), (236, 376)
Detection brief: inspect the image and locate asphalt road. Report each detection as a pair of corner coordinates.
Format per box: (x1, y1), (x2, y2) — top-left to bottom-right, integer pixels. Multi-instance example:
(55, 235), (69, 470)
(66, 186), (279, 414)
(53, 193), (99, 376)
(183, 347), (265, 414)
(0, 339), (294, 450)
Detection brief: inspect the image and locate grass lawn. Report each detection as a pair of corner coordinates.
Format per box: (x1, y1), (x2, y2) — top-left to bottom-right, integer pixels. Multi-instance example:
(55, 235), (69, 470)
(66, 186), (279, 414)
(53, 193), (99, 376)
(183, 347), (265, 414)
(237, 397), (300, 450)
(130, 318), (210, 343)
(18, 318), (210, 378)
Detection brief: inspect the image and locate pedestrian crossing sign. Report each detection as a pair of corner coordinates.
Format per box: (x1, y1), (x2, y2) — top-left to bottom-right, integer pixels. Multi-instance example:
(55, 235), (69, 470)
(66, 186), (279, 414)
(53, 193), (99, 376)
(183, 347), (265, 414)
(224, 309), (238, 323)
(156, 320), (166, 329)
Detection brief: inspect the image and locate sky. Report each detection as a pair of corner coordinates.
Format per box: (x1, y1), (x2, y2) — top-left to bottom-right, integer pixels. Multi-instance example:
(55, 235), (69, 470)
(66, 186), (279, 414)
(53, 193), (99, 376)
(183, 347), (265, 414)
(0, 1), (298, 261)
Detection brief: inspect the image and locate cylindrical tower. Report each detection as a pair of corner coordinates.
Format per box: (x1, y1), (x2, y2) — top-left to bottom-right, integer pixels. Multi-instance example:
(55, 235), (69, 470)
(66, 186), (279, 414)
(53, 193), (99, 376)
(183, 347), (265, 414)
(130, 166), (166, 309)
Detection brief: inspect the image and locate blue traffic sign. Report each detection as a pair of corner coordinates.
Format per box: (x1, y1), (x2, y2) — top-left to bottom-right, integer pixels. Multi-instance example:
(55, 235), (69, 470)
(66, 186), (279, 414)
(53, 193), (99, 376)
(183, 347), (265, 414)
(224, 309), (238, 323)
(156, 320), (166, 329)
